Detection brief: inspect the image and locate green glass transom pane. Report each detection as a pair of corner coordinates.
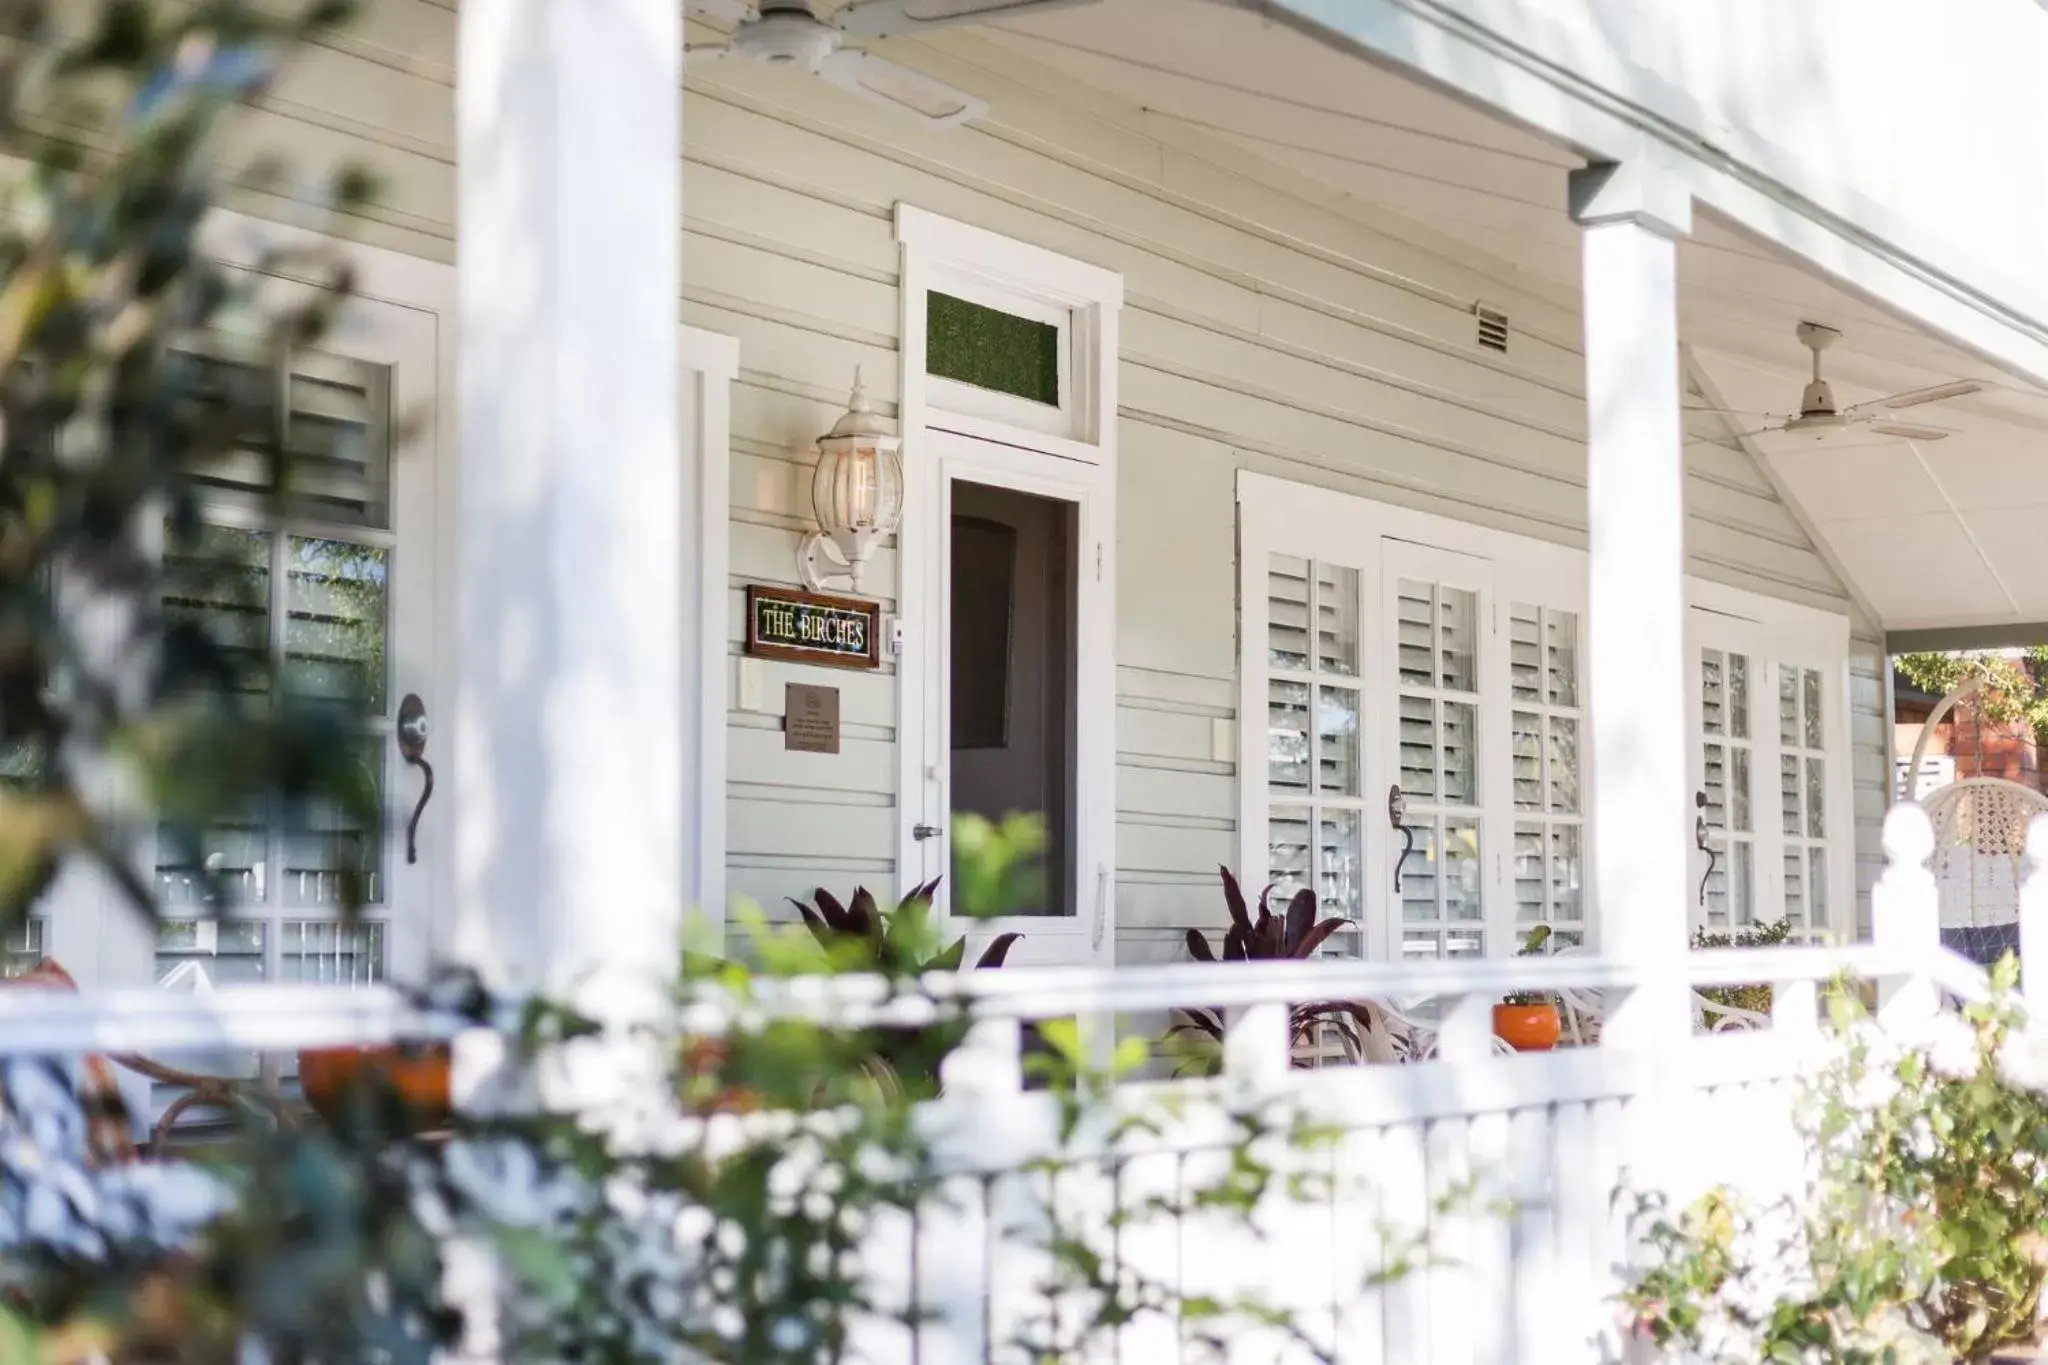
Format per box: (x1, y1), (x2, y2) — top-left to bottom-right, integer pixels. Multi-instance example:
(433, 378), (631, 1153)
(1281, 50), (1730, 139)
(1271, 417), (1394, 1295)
(926, 291), (1060, 406)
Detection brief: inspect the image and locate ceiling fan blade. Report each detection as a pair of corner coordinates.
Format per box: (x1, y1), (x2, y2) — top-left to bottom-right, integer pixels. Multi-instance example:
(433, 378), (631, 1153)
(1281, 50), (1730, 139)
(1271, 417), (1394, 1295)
(833, 0), (1102, 41)
(818, 48), (986, 127)
(685, 43), (732, 66)
(1682, 406), (1786, 419)
(1853, 379), (1984, 412)
(686, 0), (753, 22)
(1866, 419), (1954, 442)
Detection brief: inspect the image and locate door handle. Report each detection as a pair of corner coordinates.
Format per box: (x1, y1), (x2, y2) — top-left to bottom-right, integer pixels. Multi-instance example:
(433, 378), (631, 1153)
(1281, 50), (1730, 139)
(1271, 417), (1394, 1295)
(1694, 789), (1717, 908)
(397, 694), (433, 866)
(1388, 784), (1416, 894)
(912, 823), (943, 841)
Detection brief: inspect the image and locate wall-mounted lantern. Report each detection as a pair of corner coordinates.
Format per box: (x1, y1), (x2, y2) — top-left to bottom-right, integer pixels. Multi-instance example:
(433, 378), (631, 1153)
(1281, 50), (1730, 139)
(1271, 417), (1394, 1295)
(799, 368), (904, 594)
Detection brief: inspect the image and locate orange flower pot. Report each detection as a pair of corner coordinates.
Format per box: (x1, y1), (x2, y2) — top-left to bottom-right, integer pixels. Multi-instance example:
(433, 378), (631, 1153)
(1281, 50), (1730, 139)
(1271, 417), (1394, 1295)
(1492, 1002), (1561, 1052)
(298, 1044), (452, 1130)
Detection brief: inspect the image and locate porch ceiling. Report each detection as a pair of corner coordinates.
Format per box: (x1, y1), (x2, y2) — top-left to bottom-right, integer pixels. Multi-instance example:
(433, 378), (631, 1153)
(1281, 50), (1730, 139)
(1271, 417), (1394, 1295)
(936, 0), (2048, 634)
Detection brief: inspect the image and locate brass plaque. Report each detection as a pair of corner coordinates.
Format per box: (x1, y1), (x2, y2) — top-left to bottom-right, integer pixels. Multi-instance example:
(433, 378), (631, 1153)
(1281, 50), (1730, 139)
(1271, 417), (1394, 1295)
(785, 683), (841, 755)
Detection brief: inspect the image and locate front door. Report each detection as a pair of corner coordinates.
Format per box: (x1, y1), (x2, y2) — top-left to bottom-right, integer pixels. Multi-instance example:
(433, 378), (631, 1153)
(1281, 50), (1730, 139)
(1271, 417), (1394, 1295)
(906, 429), (1112, 967)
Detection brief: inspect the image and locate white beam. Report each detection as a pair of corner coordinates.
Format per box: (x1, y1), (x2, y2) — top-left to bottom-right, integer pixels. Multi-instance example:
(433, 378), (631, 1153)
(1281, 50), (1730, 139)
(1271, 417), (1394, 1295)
(455, 0), (687, 1022)
(1572, 157), (1692, 1050)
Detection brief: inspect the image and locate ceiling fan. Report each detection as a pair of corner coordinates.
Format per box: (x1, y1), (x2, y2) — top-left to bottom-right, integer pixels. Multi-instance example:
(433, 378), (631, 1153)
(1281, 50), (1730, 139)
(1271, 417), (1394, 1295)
(685, 0), (1101, 128)
(1689, 322), (1983, 443)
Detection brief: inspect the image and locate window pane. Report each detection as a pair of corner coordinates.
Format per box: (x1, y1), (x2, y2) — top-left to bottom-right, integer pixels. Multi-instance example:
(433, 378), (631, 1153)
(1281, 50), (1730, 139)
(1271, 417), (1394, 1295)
(1809, 847), (1829, 928)
(1442, 702), (1478, 806)
(1318, 809), (1361, 921)
(1512, 712), (1543, 811)
(1444, 824), (1482, 922)
(1269, 679), (1311, 792)
(1316, 686), (1360, 796)
(1514, 824), (1545, 922)
(1403, 931), (1443, 961)
(1315, 563), (1359, 676)
(1547, 715), (1580, 814)
(926, 291), (1060, 407)
(1400, 821), (1439, 922)
(1546, 610), (1579, 707)
(1269, 805), (1311, 902)
(179, 348), (392, 531)
(1548, 825), (1583, 923)
(157, 809), (267, 907)
(1438, 586), (1478, 693)
(1267, 555), (1310, 671)
(1806, 757), (1826, 839)
(1702, 742), (1729, 831)
(280, 920), (385, 985)
(156, 919), (267, 989)
(1731, 745), (1752, 834)
(1396, 581), (1433, 686)
(285, 538), (388, 713)
(1803, 669), (1823, 750)
(1509, 605), (1541, 701)
(1784, 848), (1806, 925)
(1729, 654), (1750, 740)
(164, 524), (271, 697)
(1780, 667), (1799, 745)
(1445, 929), (1484, 960)
(283, 740), (384, 908)
(1730, 842), (1754, 926)
(1701, 650), (1726, 736)
(2, 918), (43, 978)
(1782, 755), (1802, 837)
(1398, 694), (1436, 800)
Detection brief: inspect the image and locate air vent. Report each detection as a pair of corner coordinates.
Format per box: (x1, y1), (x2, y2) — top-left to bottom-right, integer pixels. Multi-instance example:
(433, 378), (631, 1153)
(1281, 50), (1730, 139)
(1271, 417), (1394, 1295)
(1474, 304), (1510, 353)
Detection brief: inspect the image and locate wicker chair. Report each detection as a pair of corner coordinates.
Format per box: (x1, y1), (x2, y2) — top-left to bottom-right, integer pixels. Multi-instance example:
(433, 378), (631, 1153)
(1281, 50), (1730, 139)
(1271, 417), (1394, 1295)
(4, 957), (296, 1157)
(1922, 777), (2048, 929)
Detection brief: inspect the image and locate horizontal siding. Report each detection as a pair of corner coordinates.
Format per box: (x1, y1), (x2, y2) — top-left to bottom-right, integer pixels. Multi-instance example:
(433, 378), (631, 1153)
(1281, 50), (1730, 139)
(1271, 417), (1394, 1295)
(226, 0), (1869, 950)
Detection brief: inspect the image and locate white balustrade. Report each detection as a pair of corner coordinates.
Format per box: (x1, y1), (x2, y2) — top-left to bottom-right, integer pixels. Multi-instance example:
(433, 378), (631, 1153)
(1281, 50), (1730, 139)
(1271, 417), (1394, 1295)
(0, 827), (2011, 1364)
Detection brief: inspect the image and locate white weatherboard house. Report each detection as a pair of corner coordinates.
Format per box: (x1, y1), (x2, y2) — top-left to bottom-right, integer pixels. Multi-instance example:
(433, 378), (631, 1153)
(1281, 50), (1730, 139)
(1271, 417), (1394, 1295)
(14, 0), (2048, 1356)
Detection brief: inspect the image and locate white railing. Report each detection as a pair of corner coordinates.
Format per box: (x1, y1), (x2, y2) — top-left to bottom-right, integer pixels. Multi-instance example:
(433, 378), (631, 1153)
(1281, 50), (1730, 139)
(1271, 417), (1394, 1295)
(3, 800), (2043, 1363)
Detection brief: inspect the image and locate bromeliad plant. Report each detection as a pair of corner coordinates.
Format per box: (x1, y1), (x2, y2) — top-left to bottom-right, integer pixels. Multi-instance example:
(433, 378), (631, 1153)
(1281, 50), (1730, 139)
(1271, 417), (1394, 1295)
(788, 882), (1022, 975)
(1172, 867), (1393, 1070)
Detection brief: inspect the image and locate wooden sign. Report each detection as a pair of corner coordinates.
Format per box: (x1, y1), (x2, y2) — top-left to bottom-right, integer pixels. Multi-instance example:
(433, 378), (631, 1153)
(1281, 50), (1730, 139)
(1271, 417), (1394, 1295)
(784, 683), (841, 754)
(744, 585), (881, 670)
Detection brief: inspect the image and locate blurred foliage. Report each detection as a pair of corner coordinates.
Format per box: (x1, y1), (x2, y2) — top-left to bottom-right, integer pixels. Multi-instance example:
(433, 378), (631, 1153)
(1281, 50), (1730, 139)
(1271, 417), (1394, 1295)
(0, 0), (379, 933)
(1622, 958), (2048, 1363)
(1692, 915), (1793, 1021)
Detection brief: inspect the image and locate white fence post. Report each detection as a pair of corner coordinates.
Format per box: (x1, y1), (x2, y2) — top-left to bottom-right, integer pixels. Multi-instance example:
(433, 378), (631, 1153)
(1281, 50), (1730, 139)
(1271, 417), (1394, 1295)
(939, 1016), (1024, 1097)
(1223, 1002), (1291, 1087)
(2021, 815), (2048, 1016)
(1873, 801), (1940, 1026)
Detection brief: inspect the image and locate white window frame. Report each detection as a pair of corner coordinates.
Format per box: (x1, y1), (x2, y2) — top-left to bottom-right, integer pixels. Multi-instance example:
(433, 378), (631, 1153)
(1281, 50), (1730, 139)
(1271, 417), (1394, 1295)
(894, 205), (1122, 961)
(1236, 472), (1856, 957)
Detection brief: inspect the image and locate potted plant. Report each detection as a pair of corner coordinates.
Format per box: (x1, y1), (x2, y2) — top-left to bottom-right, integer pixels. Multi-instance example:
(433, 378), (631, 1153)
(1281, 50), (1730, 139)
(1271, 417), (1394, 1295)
(1493, 924), (1562, 1052)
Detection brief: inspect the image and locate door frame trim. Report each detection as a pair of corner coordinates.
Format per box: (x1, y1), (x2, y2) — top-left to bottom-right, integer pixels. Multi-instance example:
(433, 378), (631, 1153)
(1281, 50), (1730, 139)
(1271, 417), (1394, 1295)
(895, 206), (1123, 956)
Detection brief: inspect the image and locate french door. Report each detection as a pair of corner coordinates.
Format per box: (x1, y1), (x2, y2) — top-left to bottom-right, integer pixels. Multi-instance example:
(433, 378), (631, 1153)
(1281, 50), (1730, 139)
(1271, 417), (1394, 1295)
(1239, 475), (1586, 963)
(902, 429), (1114, 968)
(37, 281), (445, 1004)
(1686, 597), (1854, 943)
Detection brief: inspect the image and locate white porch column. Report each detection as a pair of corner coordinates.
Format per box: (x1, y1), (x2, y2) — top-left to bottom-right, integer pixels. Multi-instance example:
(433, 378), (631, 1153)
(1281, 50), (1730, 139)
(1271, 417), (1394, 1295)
(455, 1), (687, 1022)
(1569, 158), (1694, 1049)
